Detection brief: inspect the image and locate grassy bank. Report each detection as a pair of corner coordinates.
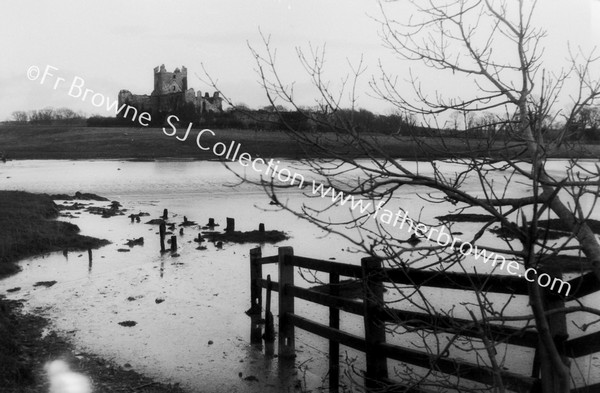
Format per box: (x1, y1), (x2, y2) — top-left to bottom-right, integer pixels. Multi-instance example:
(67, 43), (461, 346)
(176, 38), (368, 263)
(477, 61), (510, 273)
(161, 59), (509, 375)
(0, 124), (423, 160)
(0, 190), (111, 390)
(0, 191), (109, 276)
(1, 124), (598, 160)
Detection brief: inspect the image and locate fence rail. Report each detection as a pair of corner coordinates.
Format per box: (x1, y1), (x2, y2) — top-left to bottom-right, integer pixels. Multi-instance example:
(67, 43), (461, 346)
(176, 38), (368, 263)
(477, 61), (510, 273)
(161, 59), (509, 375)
(247, 246), (600, 393)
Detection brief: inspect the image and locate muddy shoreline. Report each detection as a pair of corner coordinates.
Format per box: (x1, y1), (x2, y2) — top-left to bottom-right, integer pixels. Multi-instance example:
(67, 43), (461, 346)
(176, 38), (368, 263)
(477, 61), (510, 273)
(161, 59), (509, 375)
(0, 191), (191, 392)
(1, 298), (188, 393)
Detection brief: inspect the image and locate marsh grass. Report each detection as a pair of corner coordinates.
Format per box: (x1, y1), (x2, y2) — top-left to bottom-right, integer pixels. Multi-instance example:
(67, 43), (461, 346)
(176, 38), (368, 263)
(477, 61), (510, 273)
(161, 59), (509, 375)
(0, 191), (109, 278)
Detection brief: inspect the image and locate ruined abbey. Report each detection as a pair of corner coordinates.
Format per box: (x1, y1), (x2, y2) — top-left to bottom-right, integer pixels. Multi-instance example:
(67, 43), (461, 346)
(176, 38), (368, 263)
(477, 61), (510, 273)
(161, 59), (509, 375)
(118, 65), (223, 122)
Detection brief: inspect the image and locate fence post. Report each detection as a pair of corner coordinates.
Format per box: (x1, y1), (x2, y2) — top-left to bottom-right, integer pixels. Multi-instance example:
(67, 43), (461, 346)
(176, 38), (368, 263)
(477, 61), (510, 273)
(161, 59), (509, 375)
(362, 257), (388, 390)
(329, 271), (340, 393)
(264, 273), (275, 356)
(264, 274), (275, 343)
(538, 270), (568, 393)
(249, 247), (262, 313)
(247, 247), (263, 346)
(278, 246), (295, 358)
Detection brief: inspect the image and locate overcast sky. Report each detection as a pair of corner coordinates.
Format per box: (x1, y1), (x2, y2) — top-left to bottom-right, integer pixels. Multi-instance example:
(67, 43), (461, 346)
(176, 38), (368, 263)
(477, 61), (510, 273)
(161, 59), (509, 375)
(1, 0), (598, 121)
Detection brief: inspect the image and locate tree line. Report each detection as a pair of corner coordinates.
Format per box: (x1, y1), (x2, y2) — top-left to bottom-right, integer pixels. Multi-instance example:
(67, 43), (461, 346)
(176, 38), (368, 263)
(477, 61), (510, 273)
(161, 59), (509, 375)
(9, 104), (600, 143)
(10, 107), (86, 124)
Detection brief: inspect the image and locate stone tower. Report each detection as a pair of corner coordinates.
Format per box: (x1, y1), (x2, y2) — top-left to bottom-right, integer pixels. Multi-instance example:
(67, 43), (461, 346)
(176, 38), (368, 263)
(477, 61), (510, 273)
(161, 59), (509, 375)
(118, 65), (223, 123)
(152, 64), (188, 95)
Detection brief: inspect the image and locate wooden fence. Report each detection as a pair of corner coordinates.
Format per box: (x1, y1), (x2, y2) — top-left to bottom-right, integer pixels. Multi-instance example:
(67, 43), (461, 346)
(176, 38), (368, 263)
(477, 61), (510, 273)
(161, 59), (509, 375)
(247, 246), (600, 393)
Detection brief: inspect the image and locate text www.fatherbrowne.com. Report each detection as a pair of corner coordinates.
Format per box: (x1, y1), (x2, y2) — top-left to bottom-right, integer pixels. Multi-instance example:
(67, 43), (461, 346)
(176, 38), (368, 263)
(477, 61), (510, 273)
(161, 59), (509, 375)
(28, 64), (571, 296)
(309, 182), (571, 296)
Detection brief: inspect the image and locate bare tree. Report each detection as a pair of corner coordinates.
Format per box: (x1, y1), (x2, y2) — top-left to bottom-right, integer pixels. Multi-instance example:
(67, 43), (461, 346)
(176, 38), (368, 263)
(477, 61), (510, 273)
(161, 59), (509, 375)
(54, 107), (79, 120)
(10, 111), (28, 123)
(209, 1), (600, 391)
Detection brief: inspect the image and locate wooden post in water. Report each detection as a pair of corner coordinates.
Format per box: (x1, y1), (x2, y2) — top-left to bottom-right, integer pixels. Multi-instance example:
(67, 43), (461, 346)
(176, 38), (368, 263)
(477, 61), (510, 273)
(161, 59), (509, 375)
(225, 218), (235, 233)
(362, 257), (387, 391)
(88, 248), (93, 273)
(264, 274), (275, 343)
(248, 247), (262, 345)
(278, 247), (295, 358)
(259, 223), (265, 233)
(329, 271), (340, 393)
(162, 209), (168, 220)
(249, 247), (263, 314)
(159, 222), (166, 253)
(170, 235), (177, 252)
(264, 274), (275, 356)
(208, 218), (215, 227)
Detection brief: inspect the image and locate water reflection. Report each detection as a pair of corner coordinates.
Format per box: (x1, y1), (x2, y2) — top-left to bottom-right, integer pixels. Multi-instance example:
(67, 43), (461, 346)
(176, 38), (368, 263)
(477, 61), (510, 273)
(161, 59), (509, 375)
(0, 159), (598, 391)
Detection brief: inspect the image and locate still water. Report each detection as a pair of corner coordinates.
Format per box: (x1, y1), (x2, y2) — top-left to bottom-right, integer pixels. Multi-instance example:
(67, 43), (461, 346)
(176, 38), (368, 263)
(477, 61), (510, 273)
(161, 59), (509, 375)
(0, 159), (597, 391)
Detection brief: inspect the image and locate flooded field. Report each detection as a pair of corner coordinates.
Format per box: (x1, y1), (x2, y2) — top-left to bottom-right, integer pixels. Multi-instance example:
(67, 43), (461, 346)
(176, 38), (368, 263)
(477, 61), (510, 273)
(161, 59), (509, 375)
(0, 159), (598, 391)
(0, 159), (366, 392)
